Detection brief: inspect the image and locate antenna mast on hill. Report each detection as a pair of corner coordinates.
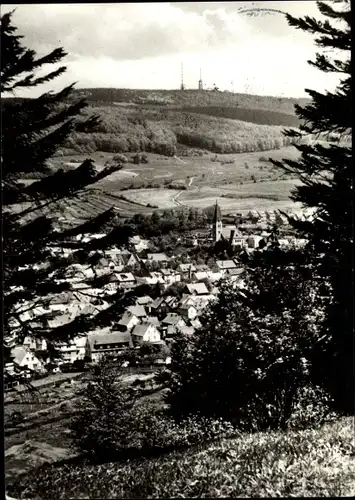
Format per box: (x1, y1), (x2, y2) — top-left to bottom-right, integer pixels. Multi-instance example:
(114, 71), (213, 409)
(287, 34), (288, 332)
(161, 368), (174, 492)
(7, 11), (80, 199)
(180, 62), (185, 90)
(198, 68), (203, 90)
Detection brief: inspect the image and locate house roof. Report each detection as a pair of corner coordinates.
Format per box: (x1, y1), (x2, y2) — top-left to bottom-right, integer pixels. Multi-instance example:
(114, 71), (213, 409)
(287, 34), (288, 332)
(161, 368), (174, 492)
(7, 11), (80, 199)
(50, 291), (74, 304)
(74, 336), (88, 347)
(48, 313), (73, 329)
(178, 263), (196, 272)
(136, 295), (153, 305)
(127, 304), (147, 317)
(144, 316), (161, 327)
(132, 324), (157, 336)
(185, 283), (209, 295)
(116, 272), (135, 282)
(195, 264), (209, 271)
(165, 296), (178, 307)
(162, 313), (186, 325)
(150, 297), (166, 309)
(227, 268), (244, 276)
(179, 303), (197, 311)
(10, 346), (28, 365)
(90, 332), (132, 347)
(178, 325), (195, 335)
(147, 253), (169, 261)
(88, 326), (111, 336)
(118, 311), (139, 326)
(193, 271), (208, 281)
(129, 235), (142, 244)
(216, 260), (237, 269)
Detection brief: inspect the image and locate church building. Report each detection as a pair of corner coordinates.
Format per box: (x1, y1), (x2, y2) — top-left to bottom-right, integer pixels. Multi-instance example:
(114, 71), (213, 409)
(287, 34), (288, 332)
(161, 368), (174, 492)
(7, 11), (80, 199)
(211, 201), (245, 249)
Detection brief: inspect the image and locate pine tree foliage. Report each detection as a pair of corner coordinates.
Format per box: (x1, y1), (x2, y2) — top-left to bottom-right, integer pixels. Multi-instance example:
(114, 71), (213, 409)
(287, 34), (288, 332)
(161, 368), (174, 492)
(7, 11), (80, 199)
(1, 11), (129, 362)
(269, 0), (353, 412)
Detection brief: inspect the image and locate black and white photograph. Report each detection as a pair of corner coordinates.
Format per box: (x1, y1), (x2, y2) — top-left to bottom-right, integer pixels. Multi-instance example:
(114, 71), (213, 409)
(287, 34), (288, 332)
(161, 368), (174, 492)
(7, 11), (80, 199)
(2, 1), (353, 498)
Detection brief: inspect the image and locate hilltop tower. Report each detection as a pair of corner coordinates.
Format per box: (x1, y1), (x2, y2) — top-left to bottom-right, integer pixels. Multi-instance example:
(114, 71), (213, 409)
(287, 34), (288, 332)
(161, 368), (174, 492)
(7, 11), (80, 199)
(212, 200), (223, 242)
(198, 68), (203, 90)
(180, 62), (185, 90)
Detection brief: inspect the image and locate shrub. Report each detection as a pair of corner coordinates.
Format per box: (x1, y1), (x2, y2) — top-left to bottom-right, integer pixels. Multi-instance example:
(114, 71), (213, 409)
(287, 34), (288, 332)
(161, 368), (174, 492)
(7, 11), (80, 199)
(70, 356), (140, 461)
(286, 384), (339, 430)
(112, 153), (128, 163)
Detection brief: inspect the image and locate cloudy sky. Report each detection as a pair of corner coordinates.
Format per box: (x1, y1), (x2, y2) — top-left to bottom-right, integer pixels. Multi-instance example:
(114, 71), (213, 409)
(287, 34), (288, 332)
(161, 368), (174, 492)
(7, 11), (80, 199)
(3, 2), (342, 98)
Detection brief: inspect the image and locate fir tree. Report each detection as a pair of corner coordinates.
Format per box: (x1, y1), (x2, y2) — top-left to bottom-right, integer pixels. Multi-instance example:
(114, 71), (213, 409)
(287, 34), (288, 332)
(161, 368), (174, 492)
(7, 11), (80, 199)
(269, 1), (352, 412)
(1, 11), (130, 367)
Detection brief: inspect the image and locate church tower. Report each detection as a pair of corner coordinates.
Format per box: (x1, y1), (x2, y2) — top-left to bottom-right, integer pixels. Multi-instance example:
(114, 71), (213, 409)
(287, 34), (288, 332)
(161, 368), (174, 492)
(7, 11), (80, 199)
(212, 200), (222, 242)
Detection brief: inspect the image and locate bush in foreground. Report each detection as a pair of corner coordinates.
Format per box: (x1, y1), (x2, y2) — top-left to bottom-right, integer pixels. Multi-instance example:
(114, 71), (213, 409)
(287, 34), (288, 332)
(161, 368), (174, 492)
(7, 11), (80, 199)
(6, 417), (354, 499)
(70, 357), (237, 462)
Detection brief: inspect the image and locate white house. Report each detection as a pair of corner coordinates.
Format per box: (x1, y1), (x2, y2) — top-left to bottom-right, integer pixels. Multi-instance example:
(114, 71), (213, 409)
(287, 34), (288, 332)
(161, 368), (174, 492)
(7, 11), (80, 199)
(117, 311), (140, 332)
(10, 346), (45, 372)
(178, 304), (198, 320)
(23, 337), (48, 351)
(131, 324), (161, 344)
(246, 235), (263, 249)
(55, 336), (90, 364)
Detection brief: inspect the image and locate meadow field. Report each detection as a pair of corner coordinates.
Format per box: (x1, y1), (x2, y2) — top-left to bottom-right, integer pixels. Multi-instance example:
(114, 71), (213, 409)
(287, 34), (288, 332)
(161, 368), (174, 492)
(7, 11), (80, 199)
(40, 146), (303, 219)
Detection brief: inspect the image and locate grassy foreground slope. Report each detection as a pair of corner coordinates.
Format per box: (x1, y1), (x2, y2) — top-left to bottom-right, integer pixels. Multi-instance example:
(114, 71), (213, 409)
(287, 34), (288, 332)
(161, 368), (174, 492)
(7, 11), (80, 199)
(6, 417), (354, 499)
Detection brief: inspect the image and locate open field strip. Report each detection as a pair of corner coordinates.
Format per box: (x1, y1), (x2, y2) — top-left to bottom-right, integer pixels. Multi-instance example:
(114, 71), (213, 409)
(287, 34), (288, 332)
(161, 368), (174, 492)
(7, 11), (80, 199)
(121, 188), (181, 209)
(179, 195), (303, 212)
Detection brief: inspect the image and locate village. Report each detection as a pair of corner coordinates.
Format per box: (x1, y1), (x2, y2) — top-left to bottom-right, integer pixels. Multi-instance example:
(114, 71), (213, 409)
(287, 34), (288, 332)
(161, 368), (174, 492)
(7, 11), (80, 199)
(5, 204), (312, 388)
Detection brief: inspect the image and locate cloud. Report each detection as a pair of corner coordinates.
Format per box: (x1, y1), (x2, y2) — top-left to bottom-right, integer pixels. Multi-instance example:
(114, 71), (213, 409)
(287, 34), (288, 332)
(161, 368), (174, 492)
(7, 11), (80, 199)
(3, 2), (313, 61)
(2, 2), (343, 98)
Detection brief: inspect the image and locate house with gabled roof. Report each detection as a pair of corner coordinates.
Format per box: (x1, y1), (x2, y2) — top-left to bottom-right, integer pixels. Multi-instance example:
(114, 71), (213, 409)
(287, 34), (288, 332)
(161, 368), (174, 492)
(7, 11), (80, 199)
(115, 272), (136, 289)
(162, 313), (186, 328)
(226, 267), (245, 281)
(131, 324), (161, 345)
(89, 332), (133, 363)
(216, 260), (238, 271)
(127, 304), (147, 319)
(129, 236), (150, 253)
(10, 346), (44, 373)
(193, 271), (209, 281)
(121, 252), (141, 268)
(56, 336), (91, 364)
(177, 303), (198, 320)
(185, 282), (209, 295)
(144, 316), (161, 329)
(179, 294), (197, 307)
(161, 313), (186, 339)
(117, 311), (140, 332)
(149, 296), (175, 317)
(147, 252), (170, 262)
(178, 263), (196, 279)
(136, 295), (154, 306)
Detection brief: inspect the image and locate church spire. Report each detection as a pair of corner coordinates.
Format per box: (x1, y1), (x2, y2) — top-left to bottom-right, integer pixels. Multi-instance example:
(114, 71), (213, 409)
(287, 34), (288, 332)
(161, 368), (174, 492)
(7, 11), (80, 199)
(212, 200), (222, 243)
(213, 200), (221, 223)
